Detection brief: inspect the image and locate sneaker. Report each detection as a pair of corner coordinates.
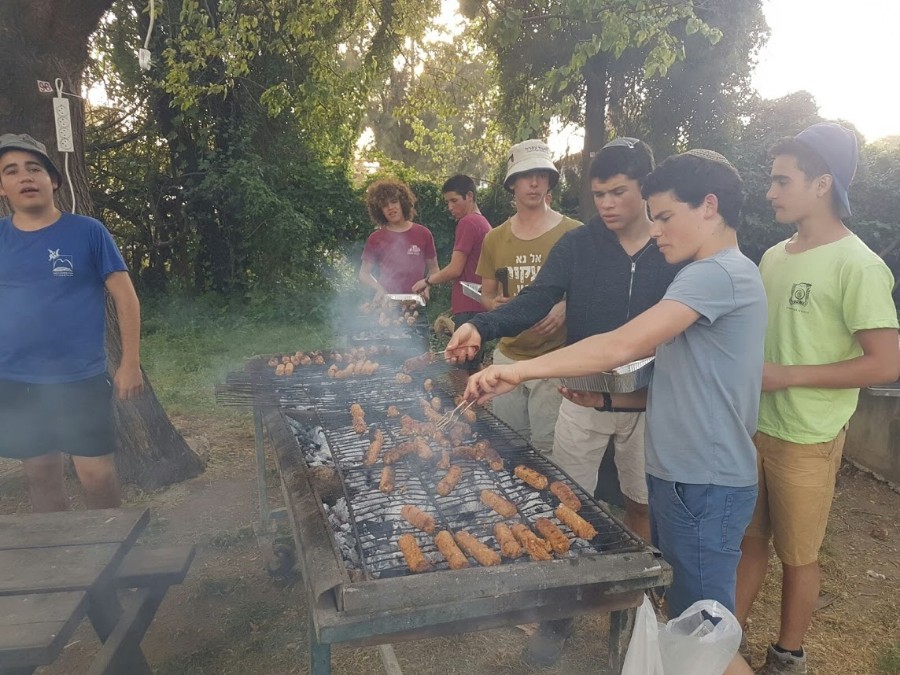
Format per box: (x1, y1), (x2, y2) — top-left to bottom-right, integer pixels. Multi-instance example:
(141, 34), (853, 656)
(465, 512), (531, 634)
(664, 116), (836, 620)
(522, 618), (575, 667)
(756, 644), (808, 674)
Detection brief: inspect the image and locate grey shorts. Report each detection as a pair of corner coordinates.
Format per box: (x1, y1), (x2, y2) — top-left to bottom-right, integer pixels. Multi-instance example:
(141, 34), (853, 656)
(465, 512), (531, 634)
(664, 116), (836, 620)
(0, 373), (115, 459)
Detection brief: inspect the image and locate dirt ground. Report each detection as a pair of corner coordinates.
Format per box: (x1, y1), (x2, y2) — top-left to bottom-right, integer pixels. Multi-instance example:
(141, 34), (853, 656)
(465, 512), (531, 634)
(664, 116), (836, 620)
(1, 412), (897, 675)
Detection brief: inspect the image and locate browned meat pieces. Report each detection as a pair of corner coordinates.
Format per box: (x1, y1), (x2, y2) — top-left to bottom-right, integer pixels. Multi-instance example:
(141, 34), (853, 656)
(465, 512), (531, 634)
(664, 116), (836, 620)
(395, 372), (413, 384)
(514, 465), (548, 490)
(383, 441), (415, 465)
(379, 467), (395, 494)
(550, 481), (582, 511)
(363, 429), (385, 465)
(454, 531), (501, 567)
(402, 352), (434, 373)
(398, 534), (432, 573)
(480, 489), (517, 518)
(414, 437), (434, 461)
(386, 405), (400, 417)
(436, 450), (451, 470)
(401, 505), (435, 534)
(435, 530), (469, 569)
(493, 523), (522, 559)
(510, 523), (552, 561)
(535, 518), (570, 554)
(555, 504), (598, 540)
(436, 466), (463, 497)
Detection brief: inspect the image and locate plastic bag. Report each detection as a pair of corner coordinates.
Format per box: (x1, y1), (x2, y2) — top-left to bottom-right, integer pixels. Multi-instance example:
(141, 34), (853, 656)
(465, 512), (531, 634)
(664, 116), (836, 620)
(658, 599), (742, 675)
(621, 594), (665, 675)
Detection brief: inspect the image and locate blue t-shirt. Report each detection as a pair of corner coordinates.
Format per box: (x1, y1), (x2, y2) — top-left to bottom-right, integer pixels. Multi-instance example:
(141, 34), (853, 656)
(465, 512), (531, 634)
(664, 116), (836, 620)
(0, 213), (128, 383)
(645, 248), (767, 487)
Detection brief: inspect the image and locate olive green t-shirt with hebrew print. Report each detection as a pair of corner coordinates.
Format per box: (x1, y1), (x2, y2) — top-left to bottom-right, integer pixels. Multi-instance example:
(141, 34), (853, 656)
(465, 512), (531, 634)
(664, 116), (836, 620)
(476, 215), (582, 360)
(757, 235), (898, 444)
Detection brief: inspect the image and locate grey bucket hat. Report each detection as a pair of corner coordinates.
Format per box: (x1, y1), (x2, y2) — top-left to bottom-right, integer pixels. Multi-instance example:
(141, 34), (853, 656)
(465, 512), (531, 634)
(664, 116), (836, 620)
(0, 133), (62, 186)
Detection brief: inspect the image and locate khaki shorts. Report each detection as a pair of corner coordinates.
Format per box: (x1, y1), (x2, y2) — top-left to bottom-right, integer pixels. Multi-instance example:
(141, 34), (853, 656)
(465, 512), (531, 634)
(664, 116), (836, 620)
(490, 350), (562, 454)
(552, 398), (648, 503)
(744, 429), (845, 566)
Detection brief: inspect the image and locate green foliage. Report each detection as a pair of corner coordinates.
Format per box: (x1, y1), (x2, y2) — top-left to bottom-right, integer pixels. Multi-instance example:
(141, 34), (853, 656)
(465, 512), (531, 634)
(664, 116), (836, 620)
(879, 641), (900, 674)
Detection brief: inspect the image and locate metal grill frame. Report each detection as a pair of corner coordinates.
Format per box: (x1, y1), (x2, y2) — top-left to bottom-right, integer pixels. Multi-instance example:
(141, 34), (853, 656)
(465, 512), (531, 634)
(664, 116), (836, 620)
(238, 358), (672, 675)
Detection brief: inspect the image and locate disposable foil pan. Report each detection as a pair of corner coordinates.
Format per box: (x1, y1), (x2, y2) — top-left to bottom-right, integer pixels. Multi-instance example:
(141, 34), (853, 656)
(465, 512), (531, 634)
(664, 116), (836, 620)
(385, 293), (426, 307)
(561, 357), (655, 393)
(460, 281), (482, 302)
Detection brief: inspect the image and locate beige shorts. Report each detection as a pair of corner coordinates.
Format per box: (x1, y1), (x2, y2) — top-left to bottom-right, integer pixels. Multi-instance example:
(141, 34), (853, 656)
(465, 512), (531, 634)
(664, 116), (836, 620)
(744, 429), (846, 566)
(552, 398), (648, 504)
(490, 350), (562, 454)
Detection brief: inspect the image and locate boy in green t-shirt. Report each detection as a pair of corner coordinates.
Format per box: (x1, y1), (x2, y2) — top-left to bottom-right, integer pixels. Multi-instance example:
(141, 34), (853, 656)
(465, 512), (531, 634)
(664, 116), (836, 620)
(735, 123), (900, 674)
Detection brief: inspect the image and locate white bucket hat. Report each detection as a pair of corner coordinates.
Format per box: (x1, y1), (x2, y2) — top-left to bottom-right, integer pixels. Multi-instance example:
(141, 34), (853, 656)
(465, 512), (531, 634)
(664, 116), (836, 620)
(503, 139), (559, 192)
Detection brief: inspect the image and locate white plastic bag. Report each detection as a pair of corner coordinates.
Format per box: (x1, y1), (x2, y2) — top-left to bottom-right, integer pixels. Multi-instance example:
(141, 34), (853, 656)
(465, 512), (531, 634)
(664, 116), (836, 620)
(658, 599), (742, 675)
(621, 594), (665, 675)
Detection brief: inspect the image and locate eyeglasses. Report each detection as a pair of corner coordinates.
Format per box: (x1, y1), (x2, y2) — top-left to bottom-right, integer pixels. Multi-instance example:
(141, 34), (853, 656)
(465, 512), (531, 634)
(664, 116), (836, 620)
(602, 137), (640, 150)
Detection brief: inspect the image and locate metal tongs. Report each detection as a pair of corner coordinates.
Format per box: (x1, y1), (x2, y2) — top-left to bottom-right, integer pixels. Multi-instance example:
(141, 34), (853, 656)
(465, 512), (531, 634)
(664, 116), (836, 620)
(435, 399), (476, 431)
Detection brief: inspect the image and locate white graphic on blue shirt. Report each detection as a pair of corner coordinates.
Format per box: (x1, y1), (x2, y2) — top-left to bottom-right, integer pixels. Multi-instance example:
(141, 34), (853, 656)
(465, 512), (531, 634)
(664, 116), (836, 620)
(48, 248), (74, 277)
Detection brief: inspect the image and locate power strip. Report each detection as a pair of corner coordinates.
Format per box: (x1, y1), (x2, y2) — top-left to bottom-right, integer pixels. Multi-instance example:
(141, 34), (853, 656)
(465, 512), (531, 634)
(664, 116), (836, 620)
(53, 95), (74, 153)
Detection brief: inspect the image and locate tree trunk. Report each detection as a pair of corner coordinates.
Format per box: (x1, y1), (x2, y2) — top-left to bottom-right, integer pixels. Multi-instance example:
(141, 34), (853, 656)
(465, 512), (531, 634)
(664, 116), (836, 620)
(580, 54), (609, 222)
(0, 0), (205, 489)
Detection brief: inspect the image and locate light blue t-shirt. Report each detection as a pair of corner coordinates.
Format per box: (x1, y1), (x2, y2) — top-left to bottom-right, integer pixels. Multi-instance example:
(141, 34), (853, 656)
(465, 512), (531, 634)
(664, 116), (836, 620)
(645, 248), (767, 487)
(0, 213), (127, 383)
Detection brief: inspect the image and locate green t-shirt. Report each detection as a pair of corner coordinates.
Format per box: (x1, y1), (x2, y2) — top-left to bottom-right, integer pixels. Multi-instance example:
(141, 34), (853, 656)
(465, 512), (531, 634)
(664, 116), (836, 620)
(476, 215), (582, 360)
(757, 235), (898, 443)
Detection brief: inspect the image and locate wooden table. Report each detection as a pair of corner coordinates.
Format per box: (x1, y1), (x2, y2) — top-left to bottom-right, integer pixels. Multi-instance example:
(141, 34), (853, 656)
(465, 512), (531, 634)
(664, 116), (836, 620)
(0, 508), (151, 675)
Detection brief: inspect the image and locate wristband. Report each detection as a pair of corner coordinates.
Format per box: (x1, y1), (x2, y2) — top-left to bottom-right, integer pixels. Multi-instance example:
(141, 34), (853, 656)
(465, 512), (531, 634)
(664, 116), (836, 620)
(593, 392), (613, 413)
(424, 276), (432, 287)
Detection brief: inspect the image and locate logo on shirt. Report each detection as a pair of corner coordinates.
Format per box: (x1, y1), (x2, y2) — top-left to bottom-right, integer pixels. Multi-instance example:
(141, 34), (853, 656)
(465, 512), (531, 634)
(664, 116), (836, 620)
(789, 282), (811, 307)
(407, 244), (421, 256)
(48, 248), (74, 277)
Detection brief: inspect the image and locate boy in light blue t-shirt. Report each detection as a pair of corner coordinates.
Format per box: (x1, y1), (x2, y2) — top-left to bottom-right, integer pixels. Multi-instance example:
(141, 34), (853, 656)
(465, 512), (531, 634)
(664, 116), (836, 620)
(463, 151), (766, 674)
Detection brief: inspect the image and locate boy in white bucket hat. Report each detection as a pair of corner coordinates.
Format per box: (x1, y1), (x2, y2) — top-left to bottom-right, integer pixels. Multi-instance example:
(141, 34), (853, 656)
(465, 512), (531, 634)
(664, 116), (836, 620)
(470, 139), (581, 454)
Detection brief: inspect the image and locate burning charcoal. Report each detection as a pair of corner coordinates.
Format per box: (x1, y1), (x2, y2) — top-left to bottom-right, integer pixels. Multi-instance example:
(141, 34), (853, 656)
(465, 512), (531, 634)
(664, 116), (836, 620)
(454, 531), (501, 567)
(494, 523), (522, 559)
(480, 489), (517, 518)
(535, 518), (570, 554)
(550, 481), (582, 512)
(434, 531), (469, 570)
(555, 505), (598, 540)
(514, 465), (549, 491)
(398, 534), (432, 573)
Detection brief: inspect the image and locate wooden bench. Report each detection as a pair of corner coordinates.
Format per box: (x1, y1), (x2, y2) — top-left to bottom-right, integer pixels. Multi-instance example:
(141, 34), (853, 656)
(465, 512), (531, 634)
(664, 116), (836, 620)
(0, 545), (195, 675)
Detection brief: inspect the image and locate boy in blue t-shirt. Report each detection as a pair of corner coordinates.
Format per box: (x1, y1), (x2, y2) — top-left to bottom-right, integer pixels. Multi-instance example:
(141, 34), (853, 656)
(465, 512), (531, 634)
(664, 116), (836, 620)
(463, 150), (765, 675)
(0, 133), (144, 512)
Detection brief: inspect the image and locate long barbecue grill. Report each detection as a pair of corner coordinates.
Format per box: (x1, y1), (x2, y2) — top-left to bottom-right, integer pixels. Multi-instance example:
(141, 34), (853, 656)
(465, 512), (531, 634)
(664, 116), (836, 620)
(218, 320), (671, 674)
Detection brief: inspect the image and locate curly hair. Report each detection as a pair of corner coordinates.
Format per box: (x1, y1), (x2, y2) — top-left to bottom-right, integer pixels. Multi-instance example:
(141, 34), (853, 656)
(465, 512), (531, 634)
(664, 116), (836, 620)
(365, 178), (417, 227)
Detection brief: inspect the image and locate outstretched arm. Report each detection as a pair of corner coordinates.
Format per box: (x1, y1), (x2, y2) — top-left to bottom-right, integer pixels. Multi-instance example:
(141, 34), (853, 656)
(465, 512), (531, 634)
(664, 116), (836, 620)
(105, 271), (144, 400)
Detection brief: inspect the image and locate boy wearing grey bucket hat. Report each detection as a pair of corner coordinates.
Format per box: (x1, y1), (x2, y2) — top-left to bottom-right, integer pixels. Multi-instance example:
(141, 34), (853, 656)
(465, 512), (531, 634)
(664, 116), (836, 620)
(736, 123), (899, 674)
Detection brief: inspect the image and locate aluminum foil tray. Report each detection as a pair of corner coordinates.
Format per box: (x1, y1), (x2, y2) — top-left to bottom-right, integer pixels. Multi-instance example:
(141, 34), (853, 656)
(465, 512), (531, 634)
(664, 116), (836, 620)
(385, 293), (426, 307)
(561, 357), (655, 393)
(460, 281), (482, 302)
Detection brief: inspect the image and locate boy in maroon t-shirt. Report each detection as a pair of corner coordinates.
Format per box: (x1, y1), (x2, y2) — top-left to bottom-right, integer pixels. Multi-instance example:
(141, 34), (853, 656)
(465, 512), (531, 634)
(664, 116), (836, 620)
(359, 179), (438, 299)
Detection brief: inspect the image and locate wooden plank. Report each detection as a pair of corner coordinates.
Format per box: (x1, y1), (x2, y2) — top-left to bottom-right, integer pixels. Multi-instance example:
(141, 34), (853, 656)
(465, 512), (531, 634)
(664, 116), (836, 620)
(0, 592), (88, 668)
(0, 544), (121, 596)
(86, 589), (160, 675)
(115, 545), (196, 588)
(0, 508), (149, 551)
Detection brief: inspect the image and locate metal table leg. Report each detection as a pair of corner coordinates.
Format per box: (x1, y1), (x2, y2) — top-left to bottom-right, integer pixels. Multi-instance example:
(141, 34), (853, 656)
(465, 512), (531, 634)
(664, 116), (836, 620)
(608, 606), (637, 673)
(309, 613), (332, 675)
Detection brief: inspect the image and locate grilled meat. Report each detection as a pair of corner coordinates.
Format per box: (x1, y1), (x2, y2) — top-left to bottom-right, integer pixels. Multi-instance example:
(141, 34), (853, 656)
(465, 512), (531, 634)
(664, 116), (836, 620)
(481, 446), (504, 471)
(414, 437), (434, 461)
(549, 481), (582, 511)
(555, 504), (598, 540)
(510, 524), (552, 561)
(363, 429), (385, 465)
(493, 522), (523, 559)
(436, 450), (451, 470)
(436, 466), (463, 497)
(402, 352), (435, 373)
(398, 534), (432, 573)
(535, 518), (570, 554)
(383, 441), (415, 465)
(514, 465), (548, 490)
(480, 489), (517, 518)
(454, 530), (501, 567)
(379, 467), (395, 494)
(435, 530), (469, 570)
(395, 372), (413, 385)
(430, 396), (442, 412)
(401, 505), (435, 534)
(423, 378), (434, 393)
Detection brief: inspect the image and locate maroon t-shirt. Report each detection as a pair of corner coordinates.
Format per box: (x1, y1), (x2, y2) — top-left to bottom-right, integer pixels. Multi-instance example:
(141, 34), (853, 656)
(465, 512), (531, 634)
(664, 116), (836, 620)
(361, 223), (437, 294)
(451, 213), (492, 313)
